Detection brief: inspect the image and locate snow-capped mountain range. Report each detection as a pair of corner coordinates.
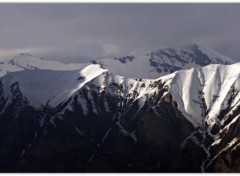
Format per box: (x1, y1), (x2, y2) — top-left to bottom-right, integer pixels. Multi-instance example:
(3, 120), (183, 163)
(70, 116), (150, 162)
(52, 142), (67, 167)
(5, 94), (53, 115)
(0, 44), (239, 172)
(0, 44), (236, 78)
(97, 43), (236, 78)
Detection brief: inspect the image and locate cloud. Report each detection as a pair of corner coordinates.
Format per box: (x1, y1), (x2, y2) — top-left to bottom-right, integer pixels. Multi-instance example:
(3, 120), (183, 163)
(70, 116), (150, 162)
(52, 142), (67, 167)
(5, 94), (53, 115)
(0, 4), (240, 61)
(101, 44), (121, 57)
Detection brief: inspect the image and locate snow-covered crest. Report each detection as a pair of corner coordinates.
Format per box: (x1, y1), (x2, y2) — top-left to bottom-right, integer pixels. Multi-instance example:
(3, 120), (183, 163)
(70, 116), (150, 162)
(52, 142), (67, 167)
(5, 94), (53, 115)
(161, 62), (240, 127)
(0, 63), (161, 109)
(1, 64), (107, 106)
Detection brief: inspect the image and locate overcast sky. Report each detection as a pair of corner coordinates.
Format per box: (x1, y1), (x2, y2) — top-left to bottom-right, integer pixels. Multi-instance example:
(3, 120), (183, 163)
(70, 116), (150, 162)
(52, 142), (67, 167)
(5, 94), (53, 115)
(0, 3), (240, 63)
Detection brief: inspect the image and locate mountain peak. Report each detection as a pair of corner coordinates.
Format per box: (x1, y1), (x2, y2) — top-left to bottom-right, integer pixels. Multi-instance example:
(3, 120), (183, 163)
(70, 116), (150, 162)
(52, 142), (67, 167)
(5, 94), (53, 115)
(149, 43), (236, 72)
(98, 43), (237, 79)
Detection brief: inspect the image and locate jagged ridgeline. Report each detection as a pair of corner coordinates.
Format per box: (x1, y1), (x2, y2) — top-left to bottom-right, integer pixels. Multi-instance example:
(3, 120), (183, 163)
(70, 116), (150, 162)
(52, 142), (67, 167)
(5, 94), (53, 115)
(0, 44), (240, 172)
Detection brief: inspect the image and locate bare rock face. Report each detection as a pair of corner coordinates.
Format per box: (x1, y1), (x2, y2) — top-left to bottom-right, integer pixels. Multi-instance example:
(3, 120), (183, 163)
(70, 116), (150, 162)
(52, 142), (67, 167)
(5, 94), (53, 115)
(11, 86), (200, 172)
(204, 104), (240, 172)
(0, 77), (198, 172)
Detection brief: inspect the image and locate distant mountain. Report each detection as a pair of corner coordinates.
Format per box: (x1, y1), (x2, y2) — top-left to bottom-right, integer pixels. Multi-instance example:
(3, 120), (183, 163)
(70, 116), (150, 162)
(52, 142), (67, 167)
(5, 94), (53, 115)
(0, 53), (87, 77)
(0, 62), (240, 172)
(98, 43), (236, 78)
(0, 44), (236, 79)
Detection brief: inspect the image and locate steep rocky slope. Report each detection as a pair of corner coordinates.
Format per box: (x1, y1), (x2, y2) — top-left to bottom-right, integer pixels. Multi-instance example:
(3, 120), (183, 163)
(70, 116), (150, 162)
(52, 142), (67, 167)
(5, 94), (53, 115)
(0, 63), (239, 172)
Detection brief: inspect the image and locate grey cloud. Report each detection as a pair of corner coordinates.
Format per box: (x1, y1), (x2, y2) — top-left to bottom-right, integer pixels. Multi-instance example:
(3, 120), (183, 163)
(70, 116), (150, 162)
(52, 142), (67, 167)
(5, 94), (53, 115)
(0, 4), (240, 61)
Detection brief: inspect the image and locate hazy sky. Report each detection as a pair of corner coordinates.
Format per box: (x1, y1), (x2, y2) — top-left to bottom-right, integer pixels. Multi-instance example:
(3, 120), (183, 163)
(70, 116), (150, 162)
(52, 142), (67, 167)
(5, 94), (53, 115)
(0, 3), (240, 62)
